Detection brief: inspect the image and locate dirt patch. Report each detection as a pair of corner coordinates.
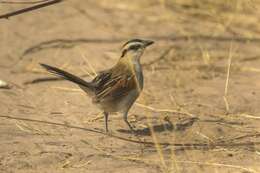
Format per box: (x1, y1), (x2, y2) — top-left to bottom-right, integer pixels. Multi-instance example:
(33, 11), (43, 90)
(1, 1), (260, 172)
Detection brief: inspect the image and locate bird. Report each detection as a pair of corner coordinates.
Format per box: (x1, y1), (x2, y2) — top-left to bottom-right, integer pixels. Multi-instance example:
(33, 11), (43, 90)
(40, 38), (154, 132)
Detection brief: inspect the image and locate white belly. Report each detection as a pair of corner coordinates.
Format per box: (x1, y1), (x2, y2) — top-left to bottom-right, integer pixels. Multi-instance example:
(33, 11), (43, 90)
(117, 89), (140, 112)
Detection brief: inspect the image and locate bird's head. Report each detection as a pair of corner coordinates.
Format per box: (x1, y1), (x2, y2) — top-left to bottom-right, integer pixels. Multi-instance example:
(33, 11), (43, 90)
(120, 39), (154, 60)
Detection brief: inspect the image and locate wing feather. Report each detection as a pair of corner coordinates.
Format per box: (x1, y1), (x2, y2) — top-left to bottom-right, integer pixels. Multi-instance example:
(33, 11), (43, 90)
(92, 64), (136, 103)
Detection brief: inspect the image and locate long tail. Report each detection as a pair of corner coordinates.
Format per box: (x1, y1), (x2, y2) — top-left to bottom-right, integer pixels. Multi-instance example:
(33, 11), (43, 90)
(40, 63), (94, 92)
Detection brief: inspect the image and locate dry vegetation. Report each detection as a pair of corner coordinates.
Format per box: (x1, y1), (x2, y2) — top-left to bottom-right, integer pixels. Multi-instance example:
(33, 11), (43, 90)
(0, 0), (260, 172)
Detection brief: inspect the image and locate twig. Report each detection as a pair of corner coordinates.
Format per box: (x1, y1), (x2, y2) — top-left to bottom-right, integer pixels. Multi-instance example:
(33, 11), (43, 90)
(224, 132), (260, 142)
(0, 0), (63, 19)
(1, 114), (260, 150)
(51, 86), (82, 92)
(14, 120), (50, 135)
(81, 140), (160, 167)
(19, 35), (260, 59)
(0, 0), (49, 4)
(81, 140), (257, 173)
(176, 160), (256, 173)
(223, 42), (233, 114)
(135, 102), (194, 117)
(235, 113), (260, 119)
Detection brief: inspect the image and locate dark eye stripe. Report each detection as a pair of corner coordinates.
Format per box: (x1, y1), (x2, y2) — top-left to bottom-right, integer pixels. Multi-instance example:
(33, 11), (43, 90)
(128, 44), (141, 50)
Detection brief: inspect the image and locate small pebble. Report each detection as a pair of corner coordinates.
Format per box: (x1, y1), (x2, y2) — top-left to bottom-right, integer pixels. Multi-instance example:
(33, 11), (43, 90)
(0, 80), (11, 89)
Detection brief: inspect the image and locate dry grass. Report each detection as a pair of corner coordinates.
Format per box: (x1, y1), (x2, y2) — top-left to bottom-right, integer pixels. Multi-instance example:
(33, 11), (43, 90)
(1, 0), (260, 173)
(223, 42), (233, 114)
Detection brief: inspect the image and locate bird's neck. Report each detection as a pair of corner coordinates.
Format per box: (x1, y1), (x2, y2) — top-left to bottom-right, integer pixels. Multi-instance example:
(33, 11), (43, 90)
(120, 54), (143, 90)
(120, 54), (142, 69)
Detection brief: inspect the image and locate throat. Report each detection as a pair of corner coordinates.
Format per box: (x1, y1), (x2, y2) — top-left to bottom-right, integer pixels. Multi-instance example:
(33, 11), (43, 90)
(120, 54), (144, 90)
(130, 58), (143, 90)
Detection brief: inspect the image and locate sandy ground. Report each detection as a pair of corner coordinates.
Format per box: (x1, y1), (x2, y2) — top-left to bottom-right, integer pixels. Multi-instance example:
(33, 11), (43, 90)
(1, 0), (260, 172)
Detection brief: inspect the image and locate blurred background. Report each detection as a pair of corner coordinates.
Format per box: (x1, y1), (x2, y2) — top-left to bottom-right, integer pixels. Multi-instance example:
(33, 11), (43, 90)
(0, 0), (260, 173)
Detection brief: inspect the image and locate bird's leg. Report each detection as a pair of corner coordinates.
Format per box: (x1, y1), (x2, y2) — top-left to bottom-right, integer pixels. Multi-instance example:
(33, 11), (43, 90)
(123, 112), (135, 133)
(104, 112), (109, 133)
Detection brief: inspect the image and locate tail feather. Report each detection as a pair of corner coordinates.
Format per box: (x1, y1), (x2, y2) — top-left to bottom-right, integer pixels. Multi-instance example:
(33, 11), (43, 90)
(40, 63), (94, 91)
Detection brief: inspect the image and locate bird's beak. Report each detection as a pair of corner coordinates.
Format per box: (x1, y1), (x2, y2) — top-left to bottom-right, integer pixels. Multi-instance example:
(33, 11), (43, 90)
(144, 40), (154, 47)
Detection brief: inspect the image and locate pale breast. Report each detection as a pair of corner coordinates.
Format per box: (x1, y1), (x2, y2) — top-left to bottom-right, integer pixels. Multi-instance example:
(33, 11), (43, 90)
(93, 58), (144, 113)
(132, 59), (143, 90)
(115, 60), (143, 112)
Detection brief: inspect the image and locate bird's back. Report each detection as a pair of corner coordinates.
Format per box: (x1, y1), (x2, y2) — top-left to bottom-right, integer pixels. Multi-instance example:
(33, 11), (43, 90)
(91, 60), (143, 113)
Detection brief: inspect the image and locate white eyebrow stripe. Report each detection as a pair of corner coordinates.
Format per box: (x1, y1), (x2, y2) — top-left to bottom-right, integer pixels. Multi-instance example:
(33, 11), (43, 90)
(123, 42), (143, 49)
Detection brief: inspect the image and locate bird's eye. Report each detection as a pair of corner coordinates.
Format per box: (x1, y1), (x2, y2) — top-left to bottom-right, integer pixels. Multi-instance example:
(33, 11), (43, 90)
(128, 44), (141, 50)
